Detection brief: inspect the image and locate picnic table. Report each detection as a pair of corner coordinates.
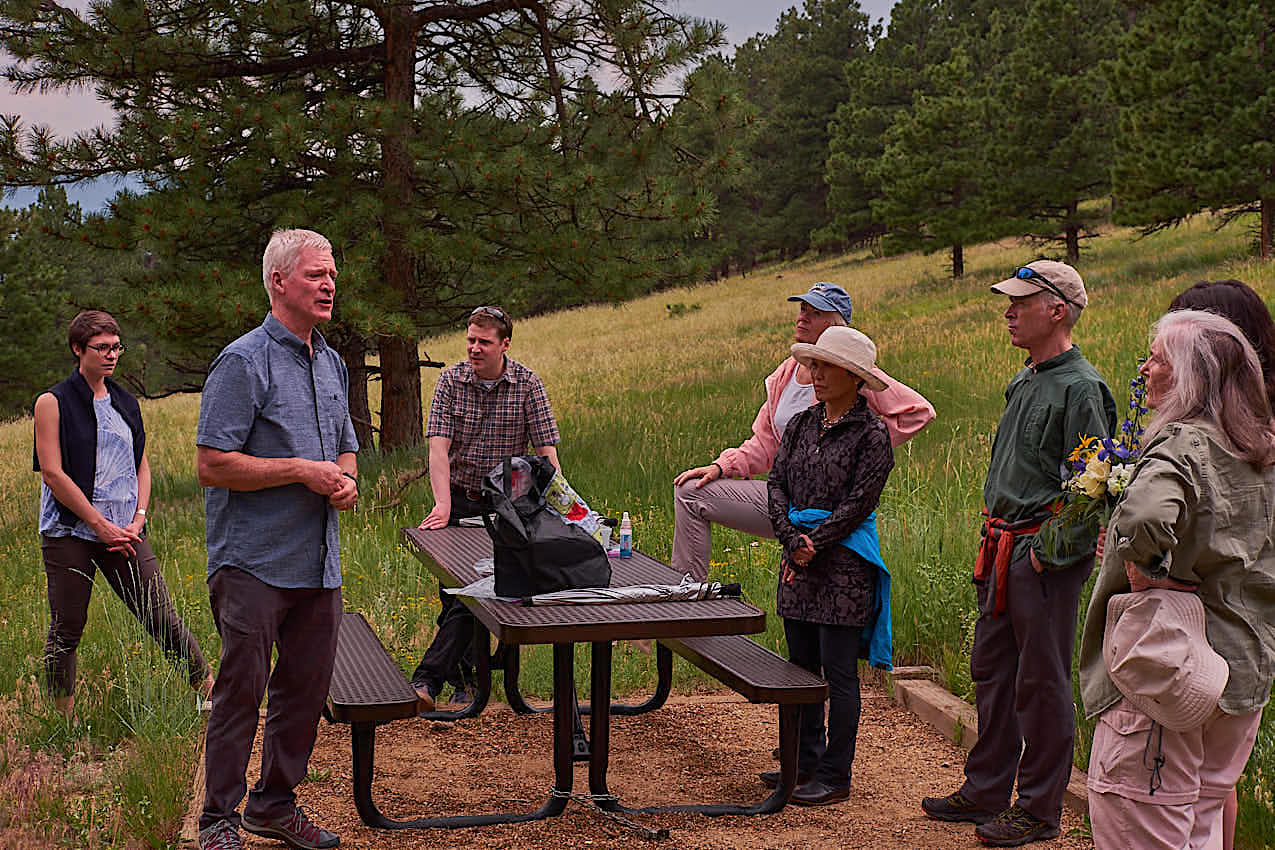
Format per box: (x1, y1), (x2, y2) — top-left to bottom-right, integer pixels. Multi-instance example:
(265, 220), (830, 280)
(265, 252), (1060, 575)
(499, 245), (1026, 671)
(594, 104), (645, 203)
(325, 525), (826, 833)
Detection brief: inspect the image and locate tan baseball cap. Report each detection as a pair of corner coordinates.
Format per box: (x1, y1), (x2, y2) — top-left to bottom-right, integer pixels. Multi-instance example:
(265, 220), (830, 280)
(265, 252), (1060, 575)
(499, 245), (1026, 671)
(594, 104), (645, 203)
(991, 260), (1088, 309)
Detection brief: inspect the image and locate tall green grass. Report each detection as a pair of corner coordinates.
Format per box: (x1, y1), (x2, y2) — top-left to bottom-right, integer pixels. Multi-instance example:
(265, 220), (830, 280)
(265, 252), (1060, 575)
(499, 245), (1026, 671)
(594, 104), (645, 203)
(2, 214), (1274, 845)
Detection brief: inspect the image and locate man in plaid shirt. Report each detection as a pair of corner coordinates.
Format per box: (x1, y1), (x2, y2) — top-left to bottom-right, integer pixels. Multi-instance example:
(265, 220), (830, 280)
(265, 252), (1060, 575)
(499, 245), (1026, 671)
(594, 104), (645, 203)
(411, 305), (560, 708)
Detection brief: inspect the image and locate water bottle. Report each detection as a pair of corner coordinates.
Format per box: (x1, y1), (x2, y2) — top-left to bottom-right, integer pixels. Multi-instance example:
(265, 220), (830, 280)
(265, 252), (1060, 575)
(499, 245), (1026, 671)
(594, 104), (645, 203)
(618, 511), (633, 558)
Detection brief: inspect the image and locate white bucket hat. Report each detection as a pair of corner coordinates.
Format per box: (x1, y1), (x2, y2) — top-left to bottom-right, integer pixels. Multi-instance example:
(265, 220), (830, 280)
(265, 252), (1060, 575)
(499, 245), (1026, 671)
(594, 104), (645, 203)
(790, 326), (888, 392)
(1104, 590), (1229, 732)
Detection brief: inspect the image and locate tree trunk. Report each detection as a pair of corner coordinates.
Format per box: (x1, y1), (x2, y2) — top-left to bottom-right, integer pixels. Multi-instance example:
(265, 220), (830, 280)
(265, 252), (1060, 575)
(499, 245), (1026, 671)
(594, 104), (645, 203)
(1262, 196), (1273, 262)
(952, 243), (964, 279)
(334, 338), (374, 453)
(1065, 223), (1081, 265)
(376, 4), (424, 450)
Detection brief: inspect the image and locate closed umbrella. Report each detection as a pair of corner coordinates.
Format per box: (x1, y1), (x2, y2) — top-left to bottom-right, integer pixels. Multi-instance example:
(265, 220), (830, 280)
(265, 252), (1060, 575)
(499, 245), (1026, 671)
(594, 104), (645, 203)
(521, 577), (741, 606)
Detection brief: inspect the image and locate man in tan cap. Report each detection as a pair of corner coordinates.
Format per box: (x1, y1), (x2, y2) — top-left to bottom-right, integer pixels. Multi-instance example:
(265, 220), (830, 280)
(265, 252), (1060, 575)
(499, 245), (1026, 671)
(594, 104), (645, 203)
(922, 260), (1117, 846)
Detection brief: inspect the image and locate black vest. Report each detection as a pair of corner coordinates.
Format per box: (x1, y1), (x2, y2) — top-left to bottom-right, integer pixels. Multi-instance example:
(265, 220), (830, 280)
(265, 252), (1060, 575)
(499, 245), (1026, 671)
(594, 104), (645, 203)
(33, 369), (146, 527)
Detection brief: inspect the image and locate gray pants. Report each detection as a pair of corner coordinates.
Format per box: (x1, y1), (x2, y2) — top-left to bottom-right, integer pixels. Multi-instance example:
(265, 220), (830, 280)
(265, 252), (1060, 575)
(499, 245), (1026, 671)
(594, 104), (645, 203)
(959, 553), (1092, 828)
(200, 567), (341, 830)
(671, 479), (774, 579)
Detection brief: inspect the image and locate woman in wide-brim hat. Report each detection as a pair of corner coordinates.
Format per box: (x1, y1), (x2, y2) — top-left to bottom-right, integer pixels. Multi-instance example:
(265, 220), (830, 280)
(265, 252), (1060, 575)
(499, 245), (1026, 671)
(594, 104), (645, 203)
(764, 325), (895, 806)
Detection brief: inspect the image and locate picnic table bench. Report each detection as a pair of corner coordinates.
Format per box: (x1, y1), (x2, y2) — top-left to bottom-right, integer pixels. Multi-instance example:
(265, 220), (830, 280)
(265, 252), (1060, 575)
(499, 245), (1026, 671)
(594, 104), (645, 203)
(323, 526), (826, 832)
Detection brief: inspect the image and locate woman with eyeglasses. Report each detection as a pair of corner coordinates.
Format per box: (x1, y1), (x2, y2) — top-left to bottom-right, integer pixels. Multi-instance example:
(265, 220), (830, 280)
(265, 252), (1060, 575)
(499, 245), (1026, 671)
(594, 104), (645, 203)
(33, 310), (212, 717)
(1078, 309), (1275, 849)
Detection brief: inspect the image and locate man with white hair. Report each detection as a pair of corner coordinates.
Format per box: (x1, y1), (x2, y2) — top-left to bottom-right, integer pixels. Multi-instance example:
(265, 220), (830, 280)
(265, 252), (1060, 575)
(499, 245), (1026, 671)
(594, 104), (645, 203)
(195, 229), (358, 850)
(922, 260), (1116, 846)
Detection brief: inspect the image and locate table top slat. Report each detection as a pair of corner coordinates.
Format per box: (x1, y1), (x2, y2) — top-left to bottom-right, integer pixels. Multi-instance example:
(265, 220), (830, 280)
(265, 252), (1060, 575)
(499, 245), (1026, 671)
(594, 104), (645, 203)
(400, 526), (765, 644)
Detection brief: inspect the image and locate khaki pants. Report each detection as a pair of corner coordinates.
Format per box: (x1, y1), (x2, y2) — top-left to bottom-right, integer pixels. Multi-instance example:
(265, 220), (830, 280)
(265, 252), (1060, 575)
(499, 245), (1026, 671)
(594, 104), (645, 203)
(1088, 699), (1261, 850)
(671, 479), (775, 579)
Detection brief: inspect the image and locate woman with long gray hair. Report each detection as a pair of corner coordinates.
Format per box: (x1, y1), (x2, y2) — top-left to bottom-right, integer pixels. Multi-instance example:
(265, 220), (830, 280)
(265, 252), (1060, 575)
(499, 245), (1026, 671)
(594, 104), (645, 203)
(1078, 309), (1275, 848)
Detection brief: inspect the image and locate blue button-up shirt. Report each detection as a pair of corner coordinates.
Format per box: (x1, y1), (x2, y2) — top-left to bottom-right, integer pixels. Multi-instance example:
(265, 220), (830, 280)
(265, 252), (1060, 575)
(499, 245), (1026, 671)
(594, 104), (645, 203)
(197, 313), (358, 588)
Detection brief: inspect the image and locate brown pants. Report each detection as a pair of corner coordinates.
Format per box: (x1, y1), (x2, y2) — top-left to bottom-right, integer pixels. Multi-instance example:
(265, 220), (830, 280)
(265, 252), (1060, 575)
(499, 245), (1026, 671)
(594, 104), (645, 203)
(200, 567), (341, 830)
(42, 533), (208, 696)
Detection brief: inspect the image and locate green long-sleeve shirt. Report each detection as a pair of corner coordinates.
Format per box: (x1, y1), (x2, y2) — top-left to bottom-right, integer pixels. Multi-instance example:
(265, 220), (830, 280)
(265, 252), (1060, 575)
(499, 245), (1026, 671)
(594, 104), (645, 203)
(983, 345), (1117, 570)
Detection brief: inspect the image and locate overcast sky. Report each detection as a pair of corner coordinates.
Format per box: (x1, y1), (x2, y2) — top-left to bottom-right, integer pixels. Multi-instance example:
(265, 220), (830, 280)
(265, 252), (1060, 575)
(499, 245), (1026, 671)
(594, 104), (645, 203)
(2, 0), (898, 209)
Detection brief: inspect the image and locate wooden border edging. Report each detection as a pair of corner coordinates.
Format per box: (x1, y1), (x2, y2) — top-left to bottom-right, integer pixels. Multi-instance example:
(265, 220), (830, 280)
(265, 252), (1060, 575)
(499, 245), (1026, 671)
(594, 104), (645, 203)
(883, 667), (1089, 816)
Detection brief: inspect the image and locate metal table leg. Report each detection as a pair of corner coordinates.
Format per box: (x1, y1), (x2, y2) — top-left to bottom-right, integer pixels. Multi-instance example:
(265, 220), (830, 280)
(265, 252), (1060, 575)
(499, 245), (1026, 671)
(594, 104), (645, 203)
(508, 643), (672, 717)
(347, 642), (575, 829)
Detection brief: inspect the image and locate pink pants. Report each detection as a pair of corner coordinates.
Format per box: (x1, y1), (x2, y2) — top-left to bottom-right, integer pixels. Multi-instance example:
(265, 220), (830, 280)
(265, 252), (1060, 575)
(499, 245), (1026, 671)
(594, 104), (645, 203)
(1088, 698), (1261, 850)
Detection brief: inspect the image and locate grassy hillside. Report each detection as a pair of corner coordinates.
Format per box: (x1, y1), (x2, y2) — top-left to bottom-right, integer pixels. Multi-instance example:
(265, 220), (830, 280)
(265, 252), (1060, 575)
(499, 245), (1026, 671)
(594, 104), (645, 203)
(3, 215), (1275, 846)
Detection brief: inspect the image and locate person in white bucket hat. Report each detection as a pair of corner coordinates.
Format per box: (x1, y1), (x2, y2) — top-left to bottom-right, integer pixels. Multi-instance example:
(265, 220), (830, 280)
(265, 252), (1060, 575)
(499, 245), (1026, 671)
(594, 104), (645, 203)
(670, 283), (934, 581)
(1078, 309), (1275, 850)
(764, 325), (895, 806)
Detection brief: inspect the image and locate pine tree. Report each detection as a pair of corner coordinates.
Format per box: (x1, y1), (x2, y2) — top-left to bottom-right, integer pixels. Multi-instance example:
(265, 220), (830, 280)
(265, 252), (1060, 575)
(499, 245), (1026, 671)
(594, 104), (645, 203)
(823, 0), (948, 251)
(1110, 0), (1275, 259)
(0, 0), (729, 449)
(871, 48), (995, 277)
(730, 0), (873, 261)
(986, 0), (1120, 264)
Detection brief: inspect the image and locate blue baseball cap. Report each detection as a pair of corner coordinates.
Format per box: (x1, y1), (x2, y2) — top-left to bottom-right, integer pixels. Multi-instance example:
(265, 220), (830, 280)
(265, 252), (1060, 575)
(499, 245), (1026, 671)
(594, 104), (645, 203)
(787, 282), (853, 323)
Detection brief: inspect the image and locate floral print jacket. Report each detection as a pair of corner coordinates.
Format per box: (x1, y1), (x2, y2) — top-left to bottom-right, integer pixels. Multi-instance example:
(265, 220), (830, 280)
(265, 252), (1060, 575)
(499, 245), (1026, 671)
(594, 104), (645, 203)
(767, 396), (894, 627)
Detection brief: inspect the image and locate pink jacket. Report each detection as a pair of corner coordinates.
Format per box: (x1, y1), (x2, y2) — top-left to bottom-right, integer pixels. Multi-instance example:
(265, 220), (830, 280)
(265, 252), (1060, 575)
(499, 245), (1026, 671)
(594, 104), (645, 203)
(713, 357), (936, 479)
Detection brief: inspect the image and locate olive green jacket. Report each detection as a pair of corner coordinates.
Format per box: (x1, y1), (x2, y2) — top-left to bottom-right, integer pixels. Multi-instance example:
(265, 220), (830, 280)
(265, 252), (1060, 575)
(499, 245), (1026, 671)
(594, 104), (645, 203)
(1079, 421), (1275, 718)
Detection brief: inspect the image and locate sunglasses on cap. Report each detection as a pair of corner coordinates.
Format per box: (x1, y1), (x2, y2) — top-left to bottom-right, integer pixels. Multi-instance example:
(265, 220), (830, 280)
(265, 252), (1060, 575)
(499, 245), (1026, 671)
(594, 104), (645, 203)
(1014, 266), (1080, 308)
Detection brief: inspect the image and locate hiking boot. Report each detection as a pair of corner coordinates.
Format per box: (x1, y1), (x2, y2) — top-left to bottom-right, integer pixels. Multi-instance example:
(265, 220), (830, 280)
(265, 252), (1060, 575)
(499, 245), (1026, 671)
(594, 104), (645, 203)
(921, 791), (996, 824)
(242, 806), (339, 849)
(198, 820), (244, 850)
(759, 769), (811, 789)
(974, 805), (1060, 847)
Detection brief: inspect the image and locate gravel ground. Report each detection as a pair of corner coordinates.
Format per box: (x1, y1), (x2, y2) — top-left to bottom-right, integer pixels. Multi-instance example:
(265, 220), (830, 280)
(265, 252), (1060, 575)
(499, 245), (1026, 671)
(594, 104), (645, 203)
(207, 683), (1094, 850)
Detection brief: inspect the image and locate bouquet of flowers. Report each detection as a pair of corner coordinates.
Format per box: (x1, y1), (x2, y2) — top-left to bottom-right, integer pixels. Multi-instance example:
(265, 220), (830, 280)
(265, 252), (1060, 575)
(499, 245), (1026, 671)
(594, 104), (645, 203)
(1039, 362), (1148, 558)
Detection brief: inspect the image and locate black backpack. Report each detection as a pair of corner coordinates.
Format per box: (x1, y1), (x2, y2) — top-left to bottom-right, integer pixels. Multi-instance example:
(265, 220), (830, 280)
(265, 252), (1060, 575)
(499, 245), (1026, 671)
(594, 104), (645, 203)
(481, 456), (612, 599)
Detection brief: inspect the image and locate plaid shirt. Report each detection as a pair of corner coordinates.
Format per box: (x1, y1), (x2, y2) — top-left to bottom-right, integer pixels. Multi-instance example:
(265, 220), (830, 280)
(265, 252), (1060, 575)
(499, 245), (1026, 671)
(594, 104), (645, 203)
(426, 357), (560, 489)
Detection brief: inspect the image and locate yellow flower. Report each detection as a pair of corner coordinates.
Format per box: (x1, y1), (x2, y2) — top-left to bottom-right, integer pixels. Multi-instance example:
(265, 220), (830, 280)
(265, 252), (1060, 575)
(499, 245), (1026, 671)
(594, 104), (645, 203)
(1067, 435), (1100, 463)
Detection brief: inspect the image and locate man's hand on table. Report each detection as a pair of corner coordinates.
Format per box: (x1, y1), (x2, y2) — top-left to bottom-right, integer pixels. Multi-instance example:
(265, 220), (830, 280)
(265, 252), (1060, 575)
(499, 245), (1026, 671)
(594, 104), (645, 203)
(420, 503), (450, 529)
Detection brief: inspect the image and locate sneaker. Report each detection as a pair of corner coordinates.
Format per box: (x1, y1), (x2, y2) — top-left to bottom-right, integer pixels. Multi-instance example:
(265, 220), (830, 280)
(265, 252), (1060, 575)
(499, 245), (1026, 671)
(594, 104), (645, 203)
(198, 820), (244, 850)
(974, 805), (1060, 847)
(242, 806), (339, 849)
(921, 791), (996, 824)
(449, 685), (476, 707)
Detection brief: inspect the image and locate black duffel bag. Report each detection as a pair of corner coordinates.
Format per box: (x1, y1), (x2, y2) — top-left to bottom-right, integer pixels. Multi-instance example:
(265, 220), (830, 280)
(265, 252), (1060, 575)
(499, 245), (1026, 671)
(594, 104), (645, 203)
(482, 456), (612, 598)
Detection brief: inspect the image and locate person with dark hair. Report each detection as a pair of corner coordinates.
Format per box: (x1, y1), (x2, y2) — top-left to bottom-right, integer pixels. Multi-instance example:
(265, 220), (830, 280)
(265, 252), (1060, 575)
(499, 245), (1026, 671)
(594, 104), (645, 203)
(33, 310), (212, 718)
(196, 229), (358, 850)
(1079, 309), (1275, 849)
(765, 326), (895, 806)
(411, 304), (560, 708)
(1169, 279), (1275, 404)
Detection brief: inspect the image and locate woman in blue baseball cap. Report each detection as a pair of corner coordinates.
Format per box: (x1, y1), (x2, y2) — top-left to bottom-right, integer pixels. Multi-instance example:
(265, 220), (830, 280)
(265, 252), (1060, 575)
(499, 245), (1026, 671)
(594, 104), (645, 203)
(670, 282), (934, 579)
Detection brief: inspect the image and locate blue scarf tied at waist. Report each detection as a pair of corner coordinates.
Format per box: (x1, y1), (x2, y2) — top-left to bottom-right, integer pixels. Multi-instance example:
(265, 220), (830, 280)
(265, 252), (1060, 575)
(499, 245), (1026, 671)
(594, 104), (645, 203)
(787, 507), (892, 670)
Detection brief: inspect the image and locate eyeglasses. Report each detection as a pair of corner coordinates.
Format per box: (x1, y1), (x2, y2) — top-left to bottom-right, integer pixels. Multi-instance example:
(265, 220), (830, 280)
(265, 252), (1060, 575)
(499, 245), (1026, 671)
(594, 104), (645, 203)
(469, 306), (508, 322)
(1014, 267), (1079, 307)
(86, 343), (125, 355)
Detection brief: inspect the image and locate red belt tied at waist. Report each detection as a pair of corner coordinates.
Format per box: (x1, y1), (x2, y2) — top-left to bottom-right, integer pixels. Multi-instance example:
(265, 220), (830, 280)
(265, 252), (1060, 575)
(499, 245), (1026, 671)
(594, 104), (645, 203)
(973, 509), (1045, 616)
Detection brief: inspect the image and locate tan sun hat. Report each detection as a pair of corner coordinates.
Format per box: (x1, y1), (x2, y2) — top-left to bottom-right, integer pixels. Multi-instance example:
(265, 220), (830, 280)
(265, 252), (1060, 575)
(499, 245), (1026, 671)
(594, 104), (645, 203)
(991, 259), (1088, 309)
(790, 326), (888, 392)
(1104, 590), (1229, 732)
